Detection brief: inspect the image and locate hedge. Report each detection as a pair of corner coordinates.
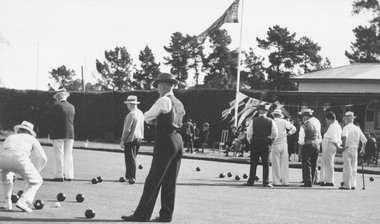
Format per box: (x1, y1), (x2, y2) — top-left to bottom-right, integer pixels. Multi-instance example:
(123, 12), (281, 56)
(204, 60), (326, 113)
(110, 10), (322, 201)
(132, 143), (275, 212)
(0, 87), (273, 145)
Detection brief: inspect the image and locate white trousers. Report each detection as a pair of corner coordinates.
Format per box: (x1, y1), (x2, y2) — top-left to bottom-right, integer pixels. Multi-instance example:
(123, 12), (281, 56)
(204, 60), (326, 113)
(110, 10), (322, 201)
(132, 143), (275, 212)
(342, 147), (358, 188)
(0, 150), (43, 204)
(320, 139), (337, 183)
(271, 142), (289, 185)
(52, 139), (74, 179)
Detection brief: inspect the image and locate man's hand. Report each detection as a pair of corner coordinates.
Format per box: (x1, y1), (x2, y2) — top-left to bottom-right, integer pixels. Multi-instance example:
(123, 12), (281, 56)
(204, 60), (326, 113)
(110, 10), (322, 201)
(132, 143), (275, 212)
(120, 141), (124, 149)
(360, 150), (365, 157)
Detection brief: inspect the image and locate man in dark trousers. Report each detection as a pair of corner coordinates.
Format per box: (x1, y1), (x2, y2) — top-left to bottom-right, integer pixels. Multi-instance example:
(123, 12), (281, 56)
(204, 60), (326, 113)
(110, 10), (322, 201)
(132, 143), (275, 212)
(47, 88), (75, 182)
(121, 73), (185, 222)
(120, 95), (144, 184)
(298, 109), (321, 187)
(244, 104), (278, 187)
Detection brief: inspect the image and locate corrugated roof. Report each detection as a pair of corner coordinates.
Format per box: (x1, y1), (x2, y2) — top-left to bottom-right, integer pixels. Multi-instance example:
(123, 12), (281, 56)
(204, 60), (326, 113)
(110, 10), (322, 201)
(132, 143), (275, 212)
(293, 63), (380, 80)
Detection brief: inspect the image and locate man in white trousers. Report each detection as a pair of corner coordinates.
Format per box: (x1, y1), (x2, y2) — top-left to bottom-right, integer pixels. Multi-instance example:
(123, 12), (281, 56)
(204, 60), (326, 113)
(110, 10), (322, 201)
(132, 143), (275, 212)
(340, 111), (367, 190)
(47, 88), (75, 181)
(0, 121), (47, 212)
(320, 111), (342, 186)
(271, 109), (296, 186)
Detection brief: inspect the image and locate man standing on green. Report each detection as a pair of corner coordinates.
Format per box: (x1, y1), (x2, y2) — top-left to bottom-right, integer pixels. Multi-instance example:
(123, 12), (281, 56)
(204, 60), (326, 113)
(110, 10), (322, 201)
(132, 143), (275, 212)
(47, 88), (75, 182)
(121, 73), (185, 222)
(120, 95), (144, 184)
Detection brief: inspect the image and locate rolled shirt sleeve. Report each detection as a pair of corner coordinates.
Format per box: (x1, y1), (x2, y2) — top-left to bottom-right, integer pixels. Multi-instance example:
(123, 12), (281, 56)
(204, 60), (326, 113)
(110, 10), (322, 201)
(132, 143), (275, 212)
(298, 126), (305, 145)
(144, 94), (172, 124)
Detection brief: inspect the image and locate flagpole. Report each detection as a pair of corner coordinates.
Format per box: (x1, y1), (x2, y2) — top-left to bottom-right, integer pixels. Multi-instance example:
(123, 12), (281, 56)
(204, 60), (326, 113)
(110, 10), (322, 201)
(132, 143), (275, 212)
(234, 0), (244, 128)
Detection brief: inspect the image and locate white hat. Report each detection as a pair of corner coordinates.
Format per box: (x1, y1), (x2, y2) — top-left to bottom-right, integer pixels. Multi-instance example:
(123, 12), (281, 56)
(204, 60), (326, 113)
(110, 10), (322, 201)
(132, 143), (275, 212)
(53, 88), (70, 100)
(124, 95), (140, 104)
(343, 111), (356, 119)
(271, 109), (284, 118)
(14, 121), (36, 137)
(300, 108), (314, 117)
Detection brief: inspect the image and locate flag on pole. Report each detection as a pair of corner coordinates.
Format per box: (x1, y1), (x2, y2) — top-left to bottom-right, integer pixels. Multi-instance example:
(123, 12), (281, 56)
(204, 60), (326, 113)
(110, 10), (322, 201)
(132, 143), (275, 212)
(195, 0), (240, 44)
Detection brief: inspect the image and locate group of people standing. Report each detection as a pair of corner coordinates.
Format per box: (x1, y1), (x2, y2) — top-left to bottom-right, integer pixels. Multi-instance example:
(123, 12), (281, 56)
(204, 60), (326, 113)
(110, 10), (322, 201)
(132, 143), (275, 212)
(180, 119), (210, 154)
(242, 105), (368, 190)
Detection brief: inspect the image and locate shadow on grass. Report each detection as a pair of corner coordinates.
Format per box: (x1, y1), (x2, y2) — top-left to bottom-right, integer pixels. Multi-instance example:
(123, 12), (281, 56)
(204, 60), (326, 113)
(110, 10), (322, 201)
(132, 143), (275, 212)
(0, 217), (124, 222)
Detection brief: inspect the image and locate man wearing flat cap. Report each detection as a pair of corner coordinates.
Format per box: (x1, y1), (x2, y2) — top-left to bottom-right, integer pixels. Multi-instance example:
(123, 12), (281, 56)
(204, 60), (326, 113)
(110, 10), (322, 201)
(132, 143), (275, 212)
(47, 88), (75, 182)
(245, 104), (278, 187)
(121, 73), (185, 222)
(120, 95), (144, 184)
(298, 109), (321, 187)
(340, 111), (367, 190)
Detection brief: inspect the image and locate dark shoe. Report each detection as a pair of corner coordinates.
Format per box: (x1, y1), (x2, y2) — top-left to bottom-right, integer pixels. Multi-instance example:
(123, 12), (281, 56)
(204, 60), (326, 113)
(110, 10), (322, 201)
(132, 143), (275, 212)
(121, 214), (148, 222)
(339, 187), (350, 190)
(299, 184), (312, 187)
(243, 182), (254, 186)
(264, 184), (273, 188)
(315, 182), (323, 186)
(64, 178), (73, 181)
(151, 216), (171, 222)
(351, 187), (356, 190)
(324, 182), (334, 187)
(52, 178), (64, 182)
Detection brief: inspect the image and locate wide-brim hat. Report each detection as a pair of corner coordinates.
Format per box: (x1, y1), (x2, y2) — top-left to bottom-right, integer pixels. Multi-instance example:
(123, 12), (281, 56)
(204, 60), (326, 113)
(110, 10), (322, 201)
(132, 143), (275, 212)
(14, 121), (36, 137)
(152, 73), (179, 87)
(343, 111), (356, 119)
(300, 108), (314, 117)
(257, 104), (269, 111)
(271, 109), (284, 118)
(124, 95), (140, 104)
(53, 88), (70, 99)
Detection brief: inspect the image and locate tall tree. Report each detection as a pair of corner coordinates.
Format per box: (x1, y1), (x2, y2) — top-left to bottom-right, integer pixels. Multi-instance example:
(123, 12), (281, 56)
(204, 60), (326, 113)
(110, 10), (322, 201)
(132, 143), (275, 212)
(257, 25), (300, 90)
(298, 36), (323, 73)
(134, 45), (161, 90)
(202, 29), (235, 89)
(345, 25), (380, 63)
(241, 48), (266, 89)
(48, 65), (76, 89)
(352, 0), (380, 15)
(96, 46), (134, 91)
(185, 35), (204, 86)
(163, 32), (190, 89)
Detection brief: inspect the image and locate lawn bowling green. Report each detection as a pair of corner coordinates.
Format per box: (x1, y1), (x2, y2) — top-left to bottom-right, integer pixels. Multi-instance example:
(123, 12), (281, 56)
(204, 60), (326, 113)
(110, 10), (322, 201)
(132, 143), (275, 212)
(0, 144), (379, 223)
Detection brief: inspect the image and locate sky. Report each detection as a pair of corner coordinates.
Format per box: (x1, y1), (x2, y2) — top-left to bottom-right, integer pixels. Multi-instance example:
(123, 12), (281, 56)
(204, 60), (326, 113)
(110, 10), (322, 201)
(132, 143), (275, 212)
(0, 0), (373, 90)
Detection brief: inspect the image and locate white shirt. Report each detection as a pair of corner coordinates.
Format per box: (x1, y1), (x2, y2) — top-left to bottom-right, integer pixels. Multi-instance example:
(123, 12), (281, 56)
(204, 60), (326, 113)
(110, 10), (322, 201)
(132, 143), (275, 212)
(323, 120), (342, 145)
(1, 133), (47, 171)
(273, 118), (296, 145)
(121, 107), (145, 142)
(144, 91), (173, 125)
(342, 123), (367, 148)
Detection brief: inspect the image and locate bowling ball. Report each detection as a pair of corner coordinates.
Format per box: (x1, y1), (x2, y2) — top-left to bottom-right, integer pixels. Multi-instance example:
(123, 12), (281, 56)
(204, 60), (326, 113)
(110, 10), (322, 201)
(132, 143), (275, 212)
(17, 190), (23, 197)
(85, 209), (96, 219)
(97, 176), (103, 183)
(119, 177), (126, 183)
(196, 167), (201, 172)
(33, 199), (44, 210)
(340, 181), (344, 187)
(91, 178), (98, 184)
(138, 165), (143, 169)
(76, 194), (85, 203)
(219, 173), (226, 178)
(11, 194), (19, 203)
(254, 176), (260, 181)
(318, 166), (321, 171)
(369, 176), (375, 182)
(56, 193), (66, 202)
(242, 174), (248, 179)
(227, 172), (233, 177)
(235, 175), (241, 181)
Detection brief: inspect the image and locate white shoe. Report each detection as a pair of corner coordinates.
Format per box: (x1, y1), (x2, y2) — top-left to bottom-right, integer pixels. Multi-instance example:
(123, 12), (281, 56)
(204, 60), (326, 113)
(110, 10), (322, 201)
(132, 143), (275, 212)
(16, 198), (33, 213)
(0, 199), (12, 210)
